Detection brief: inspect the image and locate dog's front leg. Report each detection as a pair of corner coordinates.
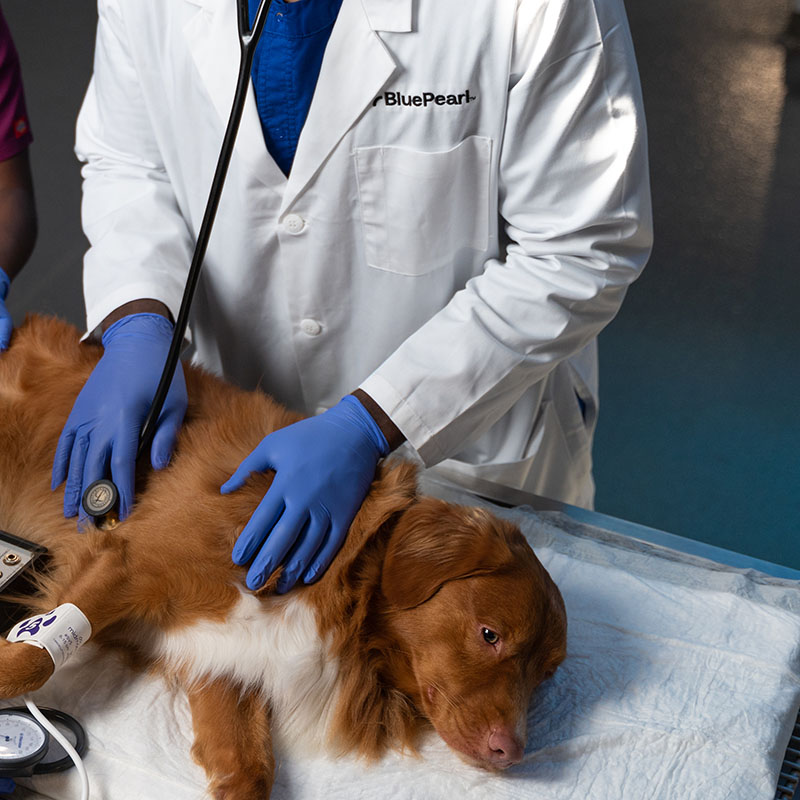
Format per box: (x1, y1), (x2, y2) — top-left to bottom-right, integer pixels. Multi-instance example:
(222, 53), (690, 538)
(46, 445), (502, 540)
(0, 539), (130, 699)
(187, 677), (274, 800)
(0, 637), (54, 698)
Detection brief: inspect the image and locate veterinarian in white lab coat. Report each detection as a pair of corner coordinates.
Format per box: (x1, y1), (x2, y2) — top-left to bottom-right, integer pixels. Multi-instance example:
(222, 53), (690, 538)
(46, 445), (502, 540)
(54, 0), (652, 592)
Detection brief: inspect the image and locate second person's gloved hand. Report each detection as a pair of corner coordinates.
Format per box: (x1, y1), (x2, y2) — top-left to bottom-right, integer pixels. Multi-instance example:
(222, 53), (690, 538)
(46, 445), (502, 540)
(52, 312), (187, 524)
(222, 395), (389, 593)
(0, 265), (12, 350)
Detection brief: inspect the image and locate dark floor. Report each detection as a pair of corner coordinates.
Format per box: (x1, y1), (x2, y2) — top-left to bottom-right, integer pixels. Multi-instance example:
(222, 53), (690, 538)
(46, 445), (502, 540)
(4, 1), (800, 568)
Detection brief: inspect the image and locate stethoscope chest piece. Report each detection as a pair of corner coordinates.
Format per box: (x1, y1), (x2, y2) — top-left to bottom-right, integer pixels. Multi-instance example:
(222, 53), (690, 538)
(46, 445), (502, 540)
(82, 479), (118, 519)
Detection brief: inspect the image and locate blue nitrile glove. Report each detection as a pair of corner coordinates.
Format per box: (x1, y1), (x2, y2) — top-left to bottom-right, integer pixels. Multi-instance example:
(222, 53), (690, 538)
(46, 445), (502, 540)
(0, 266), (12, 351)
(0, 777), (14, 795)
(52, 313), (187, 523)
(222, 395), (389, 593)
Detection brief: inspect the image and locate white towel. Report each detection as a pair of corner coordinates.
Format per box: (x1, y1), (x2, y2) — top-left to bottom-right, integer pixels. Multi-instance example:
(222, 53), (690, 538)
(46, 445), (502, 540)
(9, 491), (800, 800)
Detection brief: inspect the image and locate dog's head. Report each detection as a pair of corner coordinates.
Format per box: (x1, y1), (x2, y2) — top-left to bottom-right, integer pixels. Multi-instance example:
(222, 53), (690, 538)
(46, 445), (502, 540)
(381, 497), (566, 770)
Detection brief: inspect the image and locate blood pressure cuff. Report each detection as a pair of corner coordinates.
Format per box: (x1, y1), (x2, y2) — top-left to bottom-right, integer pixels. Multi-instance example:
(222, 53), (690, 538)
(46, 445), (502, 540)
(6, 605), (91, 670)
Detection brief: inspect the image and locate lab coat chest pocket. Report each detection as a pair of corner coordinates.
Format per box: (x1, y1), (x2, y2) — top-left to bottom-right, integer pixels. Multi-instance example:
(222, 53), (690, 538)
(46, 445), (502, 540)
(354, 136), (492, 276)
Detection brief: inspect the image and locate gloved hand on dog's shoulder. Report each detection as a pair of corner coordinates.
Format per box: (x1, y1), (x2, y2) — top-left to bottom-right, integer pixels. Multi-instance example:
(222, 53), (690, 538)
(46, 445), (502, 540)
(222, 395), (389, 593)
(52, 312), (187, 524)
(0, 265), (12, 351)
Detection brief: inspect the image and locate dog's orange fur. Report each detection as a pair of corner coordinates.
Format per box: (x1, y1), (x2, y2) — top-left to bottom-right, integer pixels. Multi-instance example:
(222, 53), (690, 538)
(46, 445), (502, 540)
(0, 316), (567, 799)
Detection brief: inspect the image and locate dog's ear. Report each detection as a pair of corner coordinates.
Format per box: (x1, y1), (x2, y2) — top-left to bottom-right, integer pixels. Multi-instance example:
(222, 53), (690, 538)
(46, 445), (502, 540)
(381, 497), (514, 610)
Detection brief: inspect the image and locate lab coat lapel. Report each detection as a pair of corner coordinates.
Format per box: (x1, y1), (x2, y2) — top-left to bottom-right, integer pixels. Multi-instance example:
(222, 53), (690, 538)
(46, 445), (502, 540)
(280, 0), (410, 215)
(182, 0), (284, 190)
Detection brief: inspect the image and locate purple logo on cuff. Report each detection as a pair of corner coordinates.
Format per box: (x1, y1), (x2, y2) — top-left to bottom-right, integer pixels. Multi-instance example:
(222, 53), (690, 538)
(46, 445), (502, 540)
(15, 610), (58, 637)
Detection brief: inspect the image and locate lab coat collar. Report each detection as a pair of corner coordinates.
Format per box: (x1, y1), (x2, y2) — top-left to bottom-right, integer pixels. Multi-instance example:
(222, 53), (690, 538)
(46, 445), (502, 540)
(360, 0), (413, 32)
(280, 0), (401, 214)
(181, 0), (407, 208)
(183, 0), (413, 30)
(182, 0), (285, 190)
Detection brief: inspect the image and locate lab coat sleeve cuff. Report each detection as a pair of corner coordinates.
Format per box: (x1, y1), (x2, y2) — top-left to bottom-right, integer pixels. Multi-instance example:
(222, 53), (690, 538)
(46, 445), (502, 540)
(82, 281), (188, 344)
(358, 373), (443, 466)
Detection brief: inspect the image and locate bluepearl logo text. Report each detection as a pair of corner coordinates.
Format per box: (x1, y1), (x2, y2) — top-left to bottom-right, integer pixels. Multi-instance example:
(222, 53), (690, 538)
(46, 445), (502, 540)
(372, 89), (477, 108)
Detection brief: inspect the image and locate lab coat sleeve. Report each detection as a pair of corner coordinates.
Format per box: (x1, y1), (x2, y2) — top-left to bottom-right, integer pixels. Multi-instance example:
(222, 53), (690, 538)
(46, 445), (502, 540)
(76, 0), (194, 337)
(359, 0), (653, 466)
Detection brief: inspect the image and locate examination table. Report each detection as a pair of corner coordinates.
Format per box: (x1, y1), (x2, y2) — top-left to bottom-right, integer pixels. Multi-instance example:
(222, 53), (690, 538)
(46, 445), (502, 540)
(4, 470), (800, 800)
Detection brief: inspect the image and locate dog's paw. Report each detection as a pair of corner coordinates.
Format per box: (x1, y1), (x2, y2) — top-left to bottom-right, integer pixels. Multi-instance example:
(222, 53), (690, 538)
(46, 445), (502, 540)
(210, 776), (271, 800)
(0, 639), (54, 698)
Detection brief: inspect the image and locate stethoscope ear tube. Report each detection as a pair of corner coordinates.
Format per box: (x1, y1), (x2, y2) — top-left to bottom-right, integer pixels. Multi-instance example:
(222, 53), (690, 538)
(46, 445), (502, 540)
(82, 0), (273, 521)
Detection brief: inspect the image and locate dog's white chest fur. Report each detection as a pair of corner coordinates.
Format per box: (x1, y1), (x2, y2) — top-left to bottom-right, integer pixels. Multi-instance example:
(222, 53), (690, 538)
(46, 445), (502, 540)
(151, 590), (339, 750)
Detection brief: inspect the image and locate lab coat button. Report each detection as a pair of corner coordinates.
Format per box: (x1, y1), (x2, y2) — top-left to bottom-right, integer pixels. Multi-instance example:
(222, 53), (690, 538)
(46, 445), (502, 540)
(283, 214), (306, 235)
(300, 318), (322, 336)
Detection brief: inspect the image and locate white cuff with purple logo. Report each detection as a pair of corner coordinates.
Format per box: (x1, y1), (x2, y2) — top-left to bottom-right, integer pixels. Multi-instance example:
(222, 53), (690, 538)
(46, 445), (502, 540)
(6, 604), (92, 670)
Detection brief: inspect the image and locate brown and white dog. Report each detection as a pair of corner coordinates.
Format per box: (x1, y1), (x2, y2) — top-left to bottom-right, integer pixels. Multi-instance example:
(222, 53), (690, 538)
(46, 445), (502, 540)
(0, 315), (567, 800)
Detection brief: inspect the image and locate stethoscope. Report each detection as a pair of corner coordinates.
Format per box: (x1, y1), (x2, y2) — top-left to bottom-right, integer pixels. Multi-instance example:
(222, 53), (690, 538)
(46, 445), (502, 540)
(0, 706), (86, 779)
(81, 0), (274, 523)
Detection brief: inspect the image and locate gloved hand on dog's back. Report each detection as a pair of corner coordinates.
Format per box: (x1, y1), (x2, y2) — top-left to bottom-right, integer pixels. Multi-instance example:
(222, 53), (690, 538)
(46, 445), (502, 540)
(222, 395), (389, 593)
(0, 265), (12, 350)
(52, 312), (187, 524)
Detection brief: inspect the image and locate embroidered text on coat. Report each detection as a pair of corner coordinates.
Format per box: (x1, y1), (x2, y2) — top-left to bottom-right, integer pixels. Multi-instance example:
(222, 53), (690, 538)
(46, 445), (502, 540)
(372, 89), (477, 108)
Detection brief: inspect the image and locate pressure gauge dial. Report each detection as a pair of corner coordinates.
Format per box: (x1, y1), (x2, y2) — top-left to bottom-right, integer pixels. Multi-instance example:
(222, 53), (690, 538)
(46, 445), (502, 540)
(0, 706), (85, 778)
(0, 710), (49, 777)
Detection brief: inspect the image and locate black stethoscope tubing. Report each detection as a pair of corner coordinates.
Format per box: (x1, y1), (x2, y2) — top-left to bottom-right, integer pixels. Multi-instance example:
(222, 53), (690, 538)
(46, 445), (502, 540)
(137, 0), (273, 460)
(82, 0), (273, 518)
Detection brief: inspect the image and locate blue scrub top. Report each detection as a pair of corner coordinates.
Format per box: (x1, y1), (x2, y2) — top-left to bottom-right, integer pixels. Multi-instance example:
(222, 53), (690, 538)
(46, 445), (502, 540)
(249, 0), (344, 175)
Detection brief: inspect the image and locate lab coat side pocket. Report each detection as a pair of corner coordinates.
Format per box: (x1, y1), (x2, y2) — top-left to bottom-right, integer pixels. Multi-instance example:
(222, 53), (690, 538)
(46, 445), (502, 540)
(354, 136), (492, 276)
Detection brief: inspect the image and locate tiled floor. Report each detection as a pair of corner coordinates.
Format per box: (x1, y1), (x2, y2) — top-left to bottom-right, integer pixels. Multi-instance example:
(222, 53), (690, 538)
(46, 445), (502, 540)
(5, 0), (799, 567)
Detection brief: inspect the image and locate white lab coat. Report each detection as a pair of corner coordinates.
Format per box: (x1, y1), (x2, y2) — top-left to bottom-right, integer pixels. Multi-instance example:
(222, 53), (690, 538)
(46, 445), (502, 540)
(76, 0), (652, 508)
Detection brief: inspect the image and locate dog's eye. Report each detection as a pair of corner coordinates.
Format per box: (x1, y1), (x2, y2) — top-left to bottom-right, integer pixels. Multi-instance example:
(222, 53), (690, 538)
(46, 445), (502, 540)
(482, 628), (500, 645)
